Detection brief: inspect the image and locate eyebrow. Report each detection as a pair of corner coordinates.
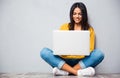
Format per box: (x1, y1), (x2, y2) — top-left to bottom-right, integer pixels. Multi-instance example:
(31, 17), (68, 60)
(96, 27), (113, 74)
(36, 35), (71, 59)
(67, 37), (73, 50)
(73, 12), (82, 14)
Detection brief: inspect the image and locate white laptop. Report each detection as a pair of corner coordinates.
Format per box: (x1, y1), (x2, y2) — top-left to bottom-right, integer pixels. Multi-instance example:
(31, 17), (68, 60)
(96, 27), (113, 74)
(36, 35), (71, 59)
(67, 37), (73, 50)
(53, 30), (90, 55)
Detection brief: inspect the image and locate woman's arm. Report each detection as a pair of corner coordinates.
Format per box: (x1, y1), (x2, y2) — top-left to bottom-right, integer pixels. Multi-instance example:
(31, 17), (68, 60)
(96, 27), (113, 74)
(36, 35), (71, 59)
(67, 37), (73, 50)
(89, 27), (95, 52)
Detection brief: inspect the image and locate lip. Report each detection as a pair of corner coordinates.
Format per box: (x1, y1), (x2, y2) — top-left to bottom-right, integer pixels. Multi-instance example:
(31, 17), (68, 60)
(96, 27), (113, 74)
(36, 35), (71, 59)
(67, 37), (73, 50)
(75, 18), (80, 21)
(76, 19), (80, 20)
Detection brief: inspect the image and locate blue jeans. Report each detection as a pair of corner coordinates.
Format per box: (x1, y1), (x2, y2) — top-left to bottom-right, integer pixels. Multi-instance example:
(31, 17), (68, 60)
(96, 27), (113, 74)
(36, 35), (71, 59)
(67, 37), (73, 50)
(40, 48), (104, 69)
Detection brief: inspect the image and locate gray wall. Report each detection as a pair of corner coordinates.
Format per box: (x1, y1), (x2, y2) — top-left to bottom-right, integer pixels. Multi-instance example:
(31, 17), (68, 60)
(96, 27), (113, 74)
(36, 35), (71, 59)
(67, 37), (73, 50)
(0, 0), (120, 73)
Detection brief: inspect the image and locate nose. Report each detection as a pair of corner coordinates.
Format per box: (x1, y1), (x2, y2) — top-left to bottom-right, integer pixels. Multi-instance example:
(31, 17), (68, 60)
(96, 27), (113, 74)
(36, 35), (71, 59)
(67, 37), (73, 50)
(76, 14), (79, 17)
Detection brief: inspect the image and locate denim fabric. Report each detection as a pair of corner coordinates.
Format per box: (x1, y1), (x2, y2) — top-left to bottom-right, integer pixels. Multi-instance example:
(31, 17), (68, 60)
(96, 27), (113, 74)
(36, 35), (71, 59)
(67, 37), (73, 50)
(40, 48), (104, 69)
(80, 49), (104, 68)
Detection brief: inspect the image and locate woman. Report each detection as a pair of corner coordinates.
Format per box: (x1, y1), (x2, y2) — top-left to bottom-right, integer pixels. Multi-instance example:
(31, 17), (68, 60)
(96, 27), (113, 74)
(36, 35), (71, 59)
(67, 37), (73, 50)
(40, 2), (104, 76)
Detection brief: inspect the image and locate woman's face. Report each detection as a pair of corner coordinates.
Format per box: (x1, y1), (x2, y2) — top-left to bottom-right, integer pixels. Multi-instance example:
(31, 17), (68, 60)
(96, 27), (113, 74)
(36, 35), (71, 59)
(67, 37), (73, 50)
(73, 7), (82, 24)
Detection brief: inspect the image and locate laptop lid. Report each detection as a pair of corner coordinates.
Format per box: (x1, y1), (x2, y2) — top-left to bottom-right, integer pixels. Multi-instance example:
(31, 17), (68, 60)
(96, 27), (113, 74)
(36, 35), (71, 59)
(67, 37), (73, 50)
(53, 30), (90, 55)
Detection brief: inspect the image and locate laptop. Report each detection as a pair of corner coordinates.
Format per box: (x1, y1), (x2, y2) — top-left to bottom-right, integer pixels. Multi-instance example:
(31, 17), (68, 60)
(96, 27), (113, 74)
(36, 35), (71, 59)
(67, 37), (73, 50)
(53, 30), (90, 55)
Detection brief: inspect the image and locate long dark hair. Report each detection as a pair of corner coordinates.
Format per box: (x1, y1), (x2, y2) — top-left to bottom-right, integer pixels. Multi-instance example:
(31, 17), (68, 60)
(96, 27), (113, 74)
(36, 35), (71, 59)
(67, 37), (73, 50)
(69, 2), (90, 30)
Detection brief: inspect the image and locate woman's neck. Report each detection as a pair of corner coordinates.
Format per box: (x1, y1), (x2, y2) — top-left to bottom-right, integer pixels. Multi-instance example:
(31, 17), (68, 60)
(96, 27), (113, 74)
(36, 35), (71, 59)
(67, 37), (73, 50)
(74, 23), (82, 30)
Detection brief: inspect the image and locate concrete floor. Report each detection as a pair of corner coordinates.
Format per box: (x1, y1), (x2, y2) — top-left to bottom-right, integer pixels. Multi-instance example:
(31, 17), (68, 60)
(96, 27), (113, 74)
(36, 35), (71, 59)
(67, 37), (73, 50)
(0, 73), (120, 78)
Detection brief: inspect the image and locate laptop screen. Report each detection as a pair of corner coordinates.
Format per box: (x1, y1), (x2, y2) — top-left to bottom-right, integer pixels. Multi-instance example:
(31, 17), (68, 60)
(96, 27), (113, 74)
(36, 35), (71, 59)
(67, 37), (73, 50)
(53, 30), (90, 55)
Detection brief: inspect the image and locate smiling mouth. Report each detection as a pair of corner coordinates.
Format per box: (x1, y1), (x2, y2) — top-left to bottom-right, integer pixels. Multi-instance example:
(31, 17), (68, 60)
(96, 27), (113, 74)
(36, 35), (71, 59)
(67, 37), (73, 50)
(75, 19), (80, 21)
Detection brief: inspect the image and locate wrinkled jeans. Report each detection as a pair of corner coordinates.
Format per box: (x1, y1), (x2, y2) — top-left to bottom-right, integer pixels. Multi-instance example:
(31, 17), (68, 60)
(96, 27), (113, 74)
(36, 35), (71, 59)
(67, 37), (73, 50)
(40, 48), (104, 69)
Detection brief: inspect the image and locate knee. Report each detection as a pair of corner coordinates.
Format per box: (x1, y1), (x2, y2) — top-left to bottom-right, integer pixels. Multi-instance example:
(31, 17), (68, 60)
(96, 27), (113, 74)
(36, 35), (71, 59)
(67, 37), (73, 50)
(40, 47), (53, 60)
(91, 49), (105, 61)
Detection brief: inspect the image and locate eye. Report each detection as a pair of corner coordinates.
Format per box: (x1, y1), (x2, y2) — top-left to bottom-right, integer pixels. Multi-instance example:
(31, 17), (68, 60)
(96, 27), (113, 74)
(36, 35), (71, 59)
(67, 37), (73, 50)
(73, 12), (76, 15)
(78, 13), (82, 15)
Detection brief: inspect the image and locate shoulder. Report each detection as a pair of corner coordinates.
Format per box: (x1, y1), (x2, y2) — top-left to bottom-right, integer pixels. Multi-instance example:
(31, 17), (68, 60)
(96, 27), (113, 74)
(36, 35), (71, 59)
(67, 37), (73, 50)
(60, 23), (69, 30)
(89, 26), (94, 32)
(89, 26), (95, 34)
